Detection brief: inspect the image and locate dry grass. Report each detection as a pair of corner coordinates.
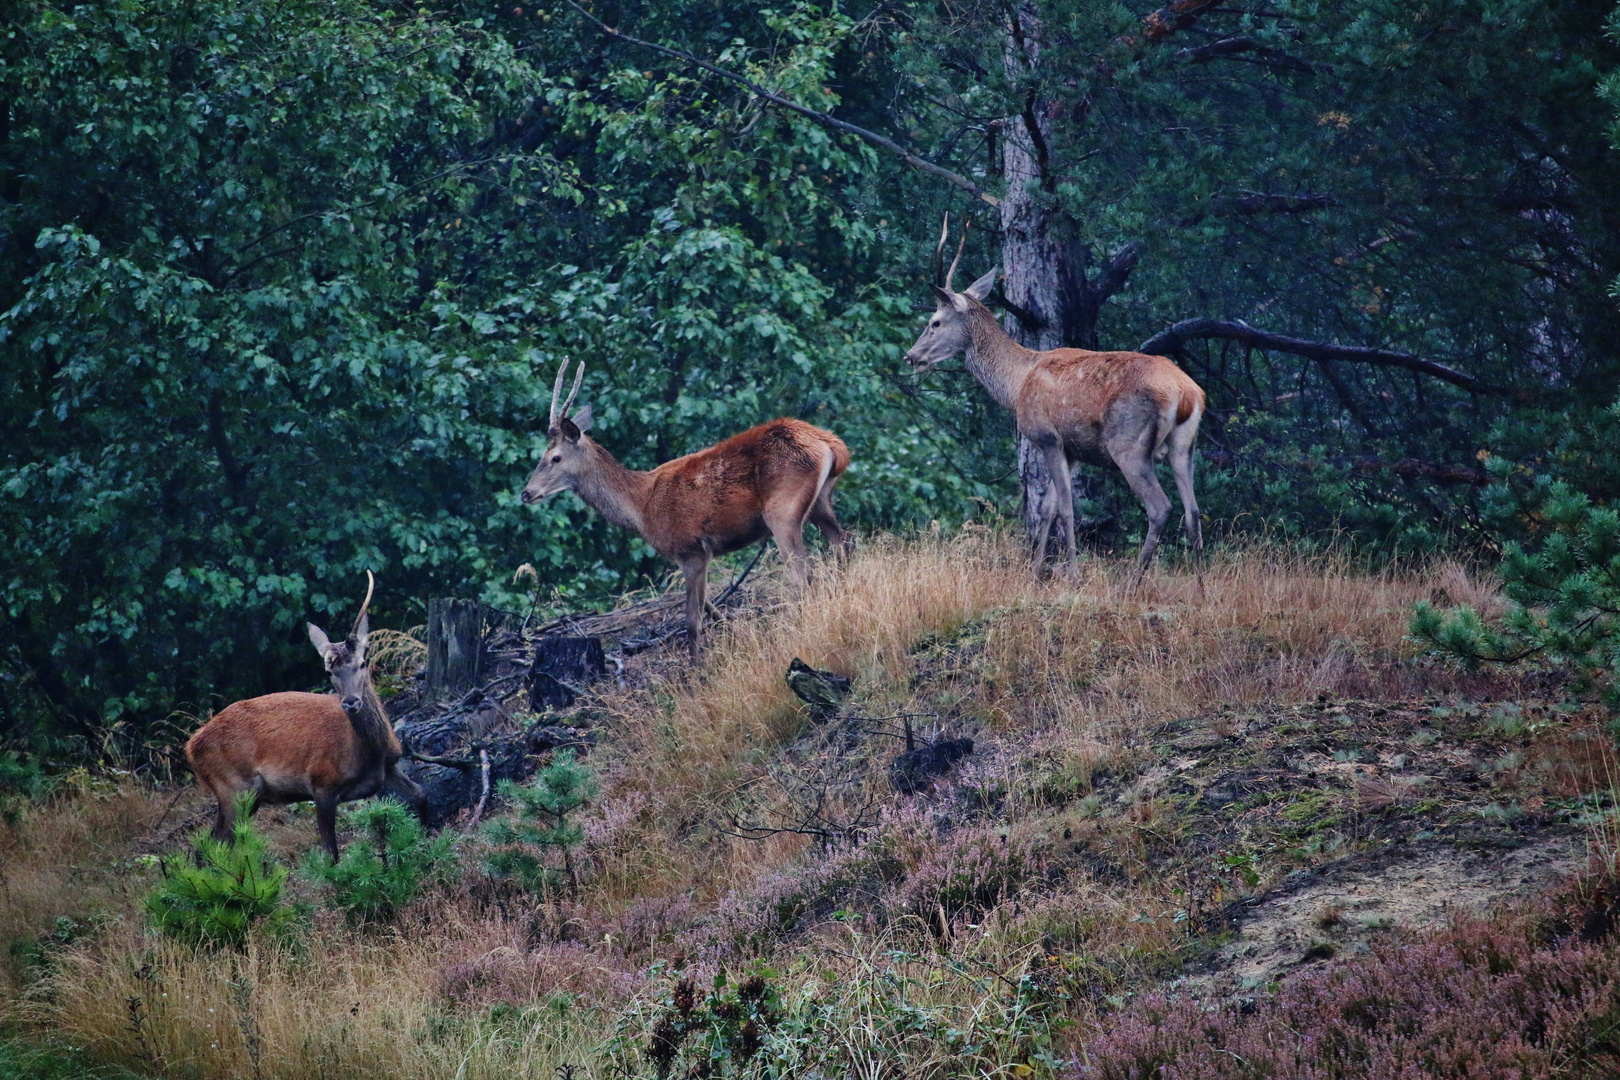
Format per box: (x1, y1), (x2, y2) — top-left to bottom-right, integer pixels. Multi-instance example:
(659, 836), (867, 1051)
(0, 775), (172, 988)
(1, 531), (1548, 1078)
(583, 529), (1506, 911)
(22, 915), (609, 1080)
(368, 626), (428, 692)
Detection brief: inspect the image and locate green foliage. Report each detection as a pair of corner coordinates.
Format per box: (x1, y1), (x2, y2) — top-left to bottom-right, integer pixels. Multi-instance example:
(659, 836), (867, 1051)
(144, 797), (294, 948)
(0, 751), (54, 825)
(299, 800), (457, 923)
(1413, 400), (1620, 707)
(642, 971), (784, 1079)
(482, 750), (597, 893)
(0, 1038), (145, 1080)
(4, 0), (1620, 744)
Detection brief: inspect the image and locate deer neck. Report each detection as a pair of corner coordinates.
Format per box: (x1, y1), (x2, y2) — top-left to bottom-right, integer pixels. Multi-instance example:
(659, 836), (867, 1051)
(570, 441), (653, 534)
(347, 681), (398, 761)
(962, 306), (1037, 410)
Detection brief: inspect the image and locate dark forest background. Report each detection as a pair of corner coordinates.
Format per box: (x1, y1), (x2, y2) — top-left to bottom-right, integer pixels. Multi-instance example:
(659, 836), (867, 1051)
(3, 0), (1618, 743)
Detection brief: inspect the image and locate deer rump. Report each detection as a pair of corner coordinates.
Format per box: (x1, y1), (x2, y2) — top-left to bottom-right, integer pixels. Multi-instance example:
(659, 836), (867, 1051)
(186, 691), (403, 808)
(637, 418), (849, 561)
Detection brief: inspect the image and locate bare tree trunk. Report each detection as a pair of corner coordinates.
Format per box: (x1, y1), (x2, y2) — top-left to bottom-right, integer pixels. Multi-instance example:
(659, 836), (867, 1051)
(1001, 4), (1070, 559)
(1000, 3), (1142, 562)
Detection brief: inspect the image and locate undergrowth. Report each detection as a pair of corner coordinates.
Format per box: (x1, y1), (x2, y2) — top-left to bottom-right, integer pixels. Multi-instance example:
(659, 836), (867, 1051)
(0, 532), (1610, 1079)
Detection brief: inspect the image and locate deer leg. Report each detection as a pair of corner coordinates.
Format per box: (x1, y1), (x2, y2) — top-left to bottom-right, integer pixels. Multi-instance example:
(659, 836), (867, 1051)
(765, 504), (813, 592)
(314, 791), (341, 862)
(807, 490), (854, 562)
(680, 555), (710, 663)
(385, 763), (429, 824)
(1109, 436), (1175, 591)
(1168, 426), (1204, 597)
(207, 782), (238, 845)
(1037, 442), (1079, 578)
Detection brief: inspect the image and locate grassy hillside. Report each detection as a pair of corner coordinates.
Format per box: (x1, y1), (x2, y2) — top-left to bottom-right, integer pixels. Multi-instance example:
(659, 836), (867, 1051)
(2, 532), (1616, 1079)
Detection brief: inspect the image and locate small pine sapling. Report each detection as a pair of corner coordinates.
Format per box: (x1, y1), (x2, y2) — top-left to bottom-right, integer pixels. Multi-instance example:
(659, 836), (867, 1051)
(482, 750), (597, 893)
(145, 793), (295, 948)
(300, 800), (457, 923)
(1413, 444), (1620, 711)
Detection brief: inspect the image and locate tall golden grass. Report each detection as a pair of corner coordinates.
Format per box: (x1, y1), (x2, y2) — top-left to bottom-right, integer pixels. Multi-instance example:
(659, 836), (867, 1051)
(1, 531), (1527, 1078)
(584, 528), (1505, 909)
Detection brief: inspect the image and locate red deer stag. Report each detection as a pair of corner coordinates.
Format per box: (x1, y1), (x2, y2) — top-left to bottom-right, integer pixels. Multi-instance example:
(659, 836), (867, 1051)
(520, 360), (853, 659)
(185, 572), (426, 859)
(904, 226), (1205, 589)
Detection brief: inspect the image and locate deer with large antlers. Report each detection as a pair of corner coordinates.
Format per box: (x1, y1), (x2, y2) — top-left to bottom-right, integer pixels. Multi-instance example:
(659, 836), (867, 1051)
(520, 360), (853, 660)
(906, 220), (1206, 587)
(184, 572), (426, 859)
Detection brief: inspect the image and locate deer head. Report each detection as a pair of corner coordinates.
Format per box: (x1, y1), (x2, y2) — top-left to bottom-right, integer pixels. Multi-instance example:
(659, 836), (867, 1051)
(307, 571), (374, 716)
(520, 359), (595, 505)
(904, 215), (998, 371)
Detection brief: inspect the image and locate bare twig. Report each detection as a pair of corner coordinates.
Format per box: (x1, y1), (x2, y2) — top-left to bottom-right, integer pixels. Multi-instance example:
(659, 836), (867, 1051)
(713, 539), (769, 608)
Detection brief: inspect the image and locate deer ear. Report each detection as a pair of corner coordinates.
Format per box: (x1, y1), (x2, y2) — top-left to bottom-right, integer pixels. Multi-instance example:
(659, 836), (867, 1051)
(558, 416), (582, 442)
(307, 622), (333, 658)
(929, 285), (954, 308)
(570, 404), (592, 434)
(964, 266), (999, 301)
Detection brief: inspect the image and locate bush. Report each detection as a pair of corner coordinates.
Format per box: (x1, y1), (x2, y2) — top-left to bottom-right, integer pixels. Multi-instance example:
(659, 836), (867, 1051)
(1413, 468), (1620, 709)
(144, 797), (295, 948)
(483, 750), (597, 893)
(300, 800), (457, 923)
(0, 751), (54, 826)
(1078, 913), (1620, 1079)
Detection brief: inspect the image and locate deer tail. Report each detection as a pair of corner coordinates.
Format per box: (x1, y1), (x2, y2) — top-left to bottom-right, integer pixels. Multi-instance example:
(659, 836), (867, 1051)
(803, 445), (838, 526)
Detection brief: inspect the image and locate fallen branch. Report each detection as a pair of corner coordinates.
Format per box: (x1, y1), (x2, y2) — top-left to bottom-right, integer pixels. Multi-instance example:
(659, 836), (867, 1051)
(1138, 318), (1492, 394)
(561, 0), (998, 207)
(469, 749), (492, 826)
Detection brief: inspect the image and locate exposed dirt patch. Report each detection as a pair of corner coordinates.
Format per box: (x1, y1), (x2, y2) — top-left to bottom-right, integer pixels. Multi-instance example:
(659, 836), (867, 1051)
(1177, 832), (1588, 998)
(1116, 694), (1613, 997)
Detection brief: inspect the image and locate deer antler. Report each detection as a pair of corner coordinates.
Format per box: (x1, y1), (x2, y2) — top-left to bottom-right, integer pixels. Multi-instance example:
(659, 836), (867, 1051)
(352, 569), (375, 637)
(548, 360), (570, 433)
(561, 360), (585, 420)
(943, 215), (969, 292)
(933, 212), (950, 287)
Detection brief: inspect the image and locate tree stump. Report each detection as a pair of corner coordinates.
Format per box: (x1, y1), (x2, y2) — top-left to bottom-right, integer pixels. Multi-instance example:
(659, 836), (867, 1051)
(528, 636), (606, 712)
(427, 598), (483, 701)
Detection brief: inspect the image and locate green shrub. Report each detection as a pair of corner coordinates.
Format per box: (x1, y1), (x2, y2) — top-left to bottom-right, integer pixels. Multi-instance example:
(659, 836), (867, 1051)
(144, 796), (295, 948)
(482, 750), (597, 893)
(0, 751), (54, 825)
(1413, 470), (1620, 709)
(300, 800), (457, 922)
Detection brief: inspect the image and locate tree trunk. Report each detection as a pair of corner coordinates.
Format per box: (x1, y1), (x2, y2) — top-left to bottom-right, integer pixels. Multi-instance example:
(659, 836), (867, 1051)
(1001, 3), (1073, 559)
(1000, 3), (1141, 561)
(427, 598), (483, 701)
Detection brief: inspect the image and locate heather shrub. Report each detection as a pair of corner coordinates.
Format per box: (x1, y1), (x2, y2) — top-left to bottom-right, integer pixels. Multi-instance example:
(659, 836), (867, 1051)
(299, 800), (458, 923)
(1078, 914), (1620, 1079)
(702, 840), (898, 956)
(884, 821), (1045, 935)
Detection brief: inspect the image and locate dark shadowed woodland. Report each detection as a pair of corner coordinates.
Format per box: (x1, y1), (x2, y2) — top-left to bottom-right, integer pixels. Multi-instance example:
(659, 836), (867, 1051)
(2, 1), (1620, 1078)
